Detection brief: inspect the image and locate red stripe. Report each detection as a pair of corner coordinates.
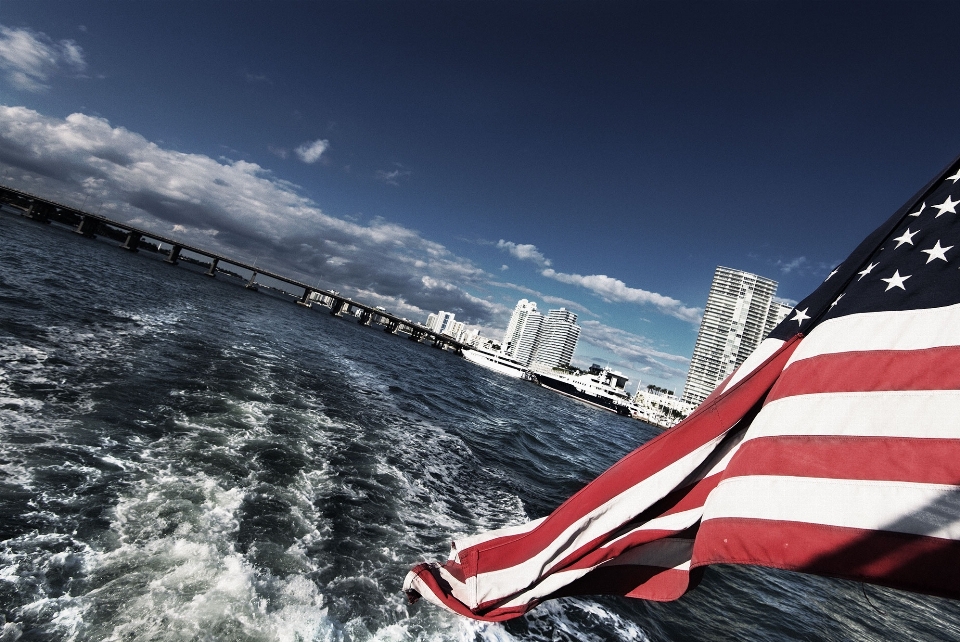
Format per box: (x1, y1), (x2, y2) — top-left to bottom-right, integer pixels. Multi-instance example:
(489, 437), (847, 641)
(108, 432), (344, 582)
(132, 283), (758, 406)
(462, 336), (802, 577)
(693, 518), (960, 600)
(724, 436), (960, 485)
(768, 346), (960, 403)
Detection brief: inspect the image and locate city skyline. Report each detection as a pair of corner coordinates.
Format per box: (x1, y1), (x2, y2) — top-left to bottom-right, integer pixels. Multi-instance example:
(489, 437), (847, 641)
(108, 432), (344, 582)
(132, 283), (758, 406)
(3, 2), (960, 391)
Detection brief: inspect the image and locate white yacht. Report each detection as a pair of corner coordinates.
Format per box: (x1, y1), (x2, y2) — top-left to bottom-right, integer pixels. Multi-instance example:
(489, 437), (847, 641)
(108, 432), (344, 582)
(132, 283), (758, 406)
(462, 347), (529, 379)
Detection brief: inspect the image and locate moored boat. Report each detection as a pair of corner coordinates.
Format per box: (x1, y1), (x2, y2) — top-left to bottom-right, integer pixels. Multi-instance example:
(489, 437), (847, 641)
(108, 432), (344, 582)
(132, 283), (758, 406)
(462, 347), (529, 378)
(529, 363), (634, 416)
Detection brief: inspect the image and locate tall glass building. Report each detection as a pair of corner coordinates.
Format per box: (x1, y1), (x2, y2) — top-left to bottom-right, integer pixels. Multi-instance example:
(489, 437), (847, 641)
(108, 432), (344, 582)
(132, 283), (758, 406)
(681, 267), (792, 407)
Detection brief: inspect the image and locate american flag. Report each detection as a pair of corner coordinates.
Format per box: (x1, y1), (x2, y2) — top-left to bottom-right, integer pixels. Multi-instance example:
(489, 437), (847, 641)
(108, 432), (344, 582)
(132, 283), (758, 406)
(404, 155), (960, 620)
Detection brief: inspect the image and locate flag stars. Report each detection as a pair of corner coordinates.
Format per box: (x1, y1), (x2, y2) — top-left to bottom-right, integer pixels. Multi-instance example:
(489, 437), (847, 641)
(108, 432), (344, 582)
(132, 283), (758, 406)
(881, 270), (911, 291)
(857, 262), (879, 280)
(825, 267), (839, 282)
(934, 195), (959, 217)
(791, 308), (810, 325)
(892, 228), (918, 248)
(921, 240), (953, 264)
(948, 169), (960, 184)
(909, 202), (926, 217)
(830, 293), (845, 308)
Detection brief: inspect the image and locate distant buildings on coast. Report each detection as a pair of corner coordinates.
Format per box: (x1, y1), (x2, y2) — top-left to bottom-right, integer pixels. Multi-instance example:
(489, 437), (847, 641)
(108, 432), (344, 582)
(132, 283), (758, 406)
(423, 299), (582, 370)
(501, 300), (581, 369)
(429, 265), (793, 425)
(681, 266), (793, 407)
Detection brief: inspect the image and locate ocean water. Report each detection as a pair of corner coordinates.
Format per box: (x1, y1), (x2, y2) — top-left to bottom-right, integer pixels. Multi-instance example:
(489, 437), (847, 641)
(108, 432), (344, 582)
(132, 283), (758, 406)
(2, 212), (960, 642)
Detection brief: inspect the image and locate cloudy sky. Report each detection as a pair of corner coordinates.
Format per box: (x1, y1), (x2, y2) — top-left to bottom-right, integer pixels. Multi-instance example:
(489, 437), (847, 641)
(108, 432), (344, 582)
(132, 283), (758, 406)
(2, 1), (960, 392)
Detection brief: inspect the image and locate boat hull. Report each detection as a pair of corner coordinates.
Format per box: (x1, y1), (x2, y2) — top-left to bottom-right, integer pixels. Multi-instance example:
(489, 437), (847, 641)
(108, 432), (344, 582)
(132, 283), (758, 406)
(462, 349), (526, 378)
(535, 373), (632, 416)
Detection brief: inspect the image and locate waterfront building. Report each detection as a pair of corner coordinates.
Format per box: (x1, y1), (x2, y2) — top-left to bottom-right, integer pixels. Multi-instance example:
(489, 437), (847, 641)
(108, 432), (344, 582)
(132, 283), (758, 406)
(426, 310), (456, 335)
(633, 384), (696, 428)
(764, 298), (794, 339)
(532, 308), (581, 369)
(445, 320), (465, 342)
(682, 266), (792, 407)
(501, 299), (544, 366)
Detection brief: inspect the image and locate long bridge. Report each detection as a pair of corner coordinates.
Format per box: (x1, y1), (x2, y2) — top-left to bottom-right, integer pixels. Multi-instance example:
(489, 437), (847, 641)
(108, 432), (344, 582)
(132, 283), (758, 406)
(0, 184), (468, 351)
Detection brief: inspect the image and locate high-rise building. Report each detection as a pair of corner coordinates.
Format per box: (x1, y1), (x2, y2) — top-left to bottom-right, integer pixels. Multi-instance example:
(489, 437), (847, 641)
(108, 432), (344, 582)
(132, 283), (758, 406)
(501, 299), (544, 365)
(764, 298), (794, 339)
(533, 308), (581, 369)
(446, 320), (465, 342)
(682, 266), (791, 407)
(426, 310), (456, 335)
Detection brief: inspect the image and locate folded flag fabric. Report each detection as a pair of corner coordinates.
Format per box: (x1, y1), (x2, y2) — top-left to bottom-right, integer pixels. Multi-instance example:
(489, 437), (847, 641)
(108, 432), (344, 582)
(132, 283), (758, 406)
(404, 154), (960, 621)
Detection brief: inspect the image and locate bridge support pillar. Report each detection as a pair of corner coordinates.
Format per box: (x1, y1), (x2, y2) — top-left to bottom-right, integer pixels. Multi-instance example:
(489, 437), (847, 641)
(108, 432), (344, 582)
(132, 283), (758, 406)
(205, 258), (219, 277)
(330, 299), (346, 316)
(297, 288), (313, 307)
(75, 215), (99, 237)
(384, 321), (399, 334)
(358, 310), (372, 325)
(165, 245), (182, 264)
(25, 201), (49, 224)
(245, 271), (259, 291)
(121, 231), (142, 252)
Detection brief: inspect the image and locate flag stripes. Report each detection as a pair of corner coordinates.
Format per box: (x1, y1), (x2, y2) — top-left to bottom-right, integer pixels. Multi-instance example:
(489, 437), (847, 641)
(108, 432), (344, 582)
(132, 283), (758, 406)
(406, 155), (960, 620)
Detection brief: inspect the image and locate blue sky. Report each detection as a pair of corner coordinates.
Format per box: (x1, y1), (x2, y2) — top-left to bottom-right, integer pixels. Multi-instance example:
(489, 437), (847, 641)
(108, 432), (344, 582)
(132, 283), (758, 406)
(2, 1), (960, 392)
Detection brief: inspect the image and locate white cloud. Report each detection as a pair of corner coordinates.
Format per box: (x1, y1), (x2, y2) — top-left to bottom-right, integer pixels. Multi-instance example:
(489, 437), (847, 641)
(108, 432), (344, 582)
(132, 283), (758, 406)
(0, 25), (86, 92)
(245, 72), (270, 84)
(496, 239), (551, 267)
(777, 256), (807, 274)
(541, 269), (701, 324)
(294, 138), (329, 163)
(0, 104), (502, 324)
(577, 320), (690, 383)
(376, 167), (411, 186)
(487, 280), (595, 316)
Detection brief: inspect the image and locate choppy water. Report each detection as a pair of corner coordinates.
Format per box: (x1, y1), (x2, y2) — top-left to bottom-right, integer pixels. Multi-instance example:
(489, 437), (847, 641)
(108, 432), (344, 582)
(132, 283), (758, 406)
(2, 212), (960, 641)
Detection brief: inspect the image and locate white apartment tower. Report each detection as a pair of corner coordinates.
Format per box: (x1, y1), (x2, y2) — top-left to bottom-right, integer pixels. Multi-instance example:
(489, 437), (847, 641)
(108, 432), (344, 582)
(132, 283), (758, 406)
(533, 308), (581, 369)
(427, 311), (456, 335)
(682, 267), (791, 407)
(501, 299), (544, 365)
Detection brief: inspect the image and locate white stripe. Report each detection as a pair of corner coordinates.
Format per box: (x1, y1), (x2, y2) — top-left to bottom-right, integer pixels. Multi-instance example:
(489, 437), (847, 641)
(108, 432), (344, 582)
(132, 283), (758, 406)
(722, 338), (786, 393)
(466, 430), (731, 608)
(497, 539), (694, 610)
(703, 475), (960, 541)
(452, 516), (547, 559)
(744, 390), (960, 442)
(787, 301), (960, 367)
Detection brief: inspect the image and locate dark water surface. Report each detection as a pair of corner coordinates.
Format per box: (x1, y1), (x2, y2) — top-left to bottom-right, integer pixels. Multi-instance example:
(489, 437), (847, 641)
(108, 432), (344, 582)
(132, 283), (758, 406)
(2, 213), (960, 641)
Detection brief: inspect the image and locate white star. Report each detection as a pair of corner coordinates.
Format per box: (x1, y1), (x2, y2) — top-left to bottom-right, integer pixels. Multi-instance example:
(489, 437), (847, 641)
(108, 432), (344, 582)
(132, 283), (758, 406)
(921, 240), (953, 264)
(857, 262), (878, 280)
(948, 169), (960, 184)
(830, 293), (845, 308)
(881, 270), (911, 291)
(909, 202), (926, 217)
(824, 267), (839, 281)
(791, 308), (810, 325)
(934, 195), (959, 217)
(892, 228), (918, 248)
